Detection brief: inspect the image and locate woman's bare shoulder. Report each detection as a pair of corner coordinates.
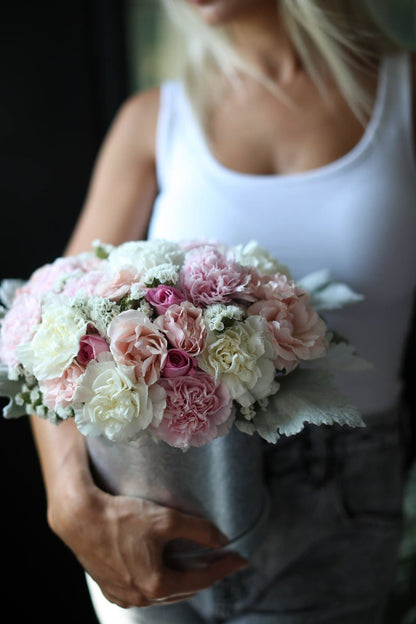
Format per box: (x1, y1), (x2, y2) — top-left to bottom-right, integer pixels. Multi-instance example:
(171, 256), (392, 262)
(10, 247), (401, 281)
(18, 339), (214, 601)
(64, 87), (162, 255)
(112, 87), (161, 159)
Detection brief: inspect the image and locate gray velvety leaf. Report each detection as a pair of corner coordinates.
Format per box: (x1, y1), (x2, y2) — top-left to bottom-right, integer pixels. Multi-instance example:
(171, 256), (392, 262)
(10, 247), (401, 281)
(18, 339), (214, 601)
(297, 270), (364, 311)
(0, 279), (25, 308)
(256, 368), (365, 441)
(307, 341), (373, 372)
(0, 364), (25, 419)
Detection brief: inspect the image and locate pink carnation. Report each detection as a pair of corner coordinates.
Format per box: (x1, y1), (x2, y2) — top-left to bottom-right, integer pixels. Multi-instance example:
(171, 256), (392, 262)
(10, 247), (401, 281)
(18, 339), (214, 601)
(77, 255), (105, 272)
(0, 293), (41, 369)
(145, 285), (186, 315)
(248, 269), (297, 301)
(40, 361), (84, 411)
(20, 257), (82, 298)
(179, 245), (251, 307)
(154, 301), (206, 356)
(62, 270), (107, 297)
(248, 293), (328, 373)
(150, 371), (234, 450)
(107, 310), (167, 385)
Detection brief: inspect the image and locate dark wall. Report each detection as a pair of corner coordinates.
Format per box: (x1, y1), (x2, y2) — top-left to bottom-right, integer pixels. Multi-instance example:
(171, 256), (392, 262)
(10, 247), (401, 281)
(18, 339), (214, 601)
(0, 2), (128, 621)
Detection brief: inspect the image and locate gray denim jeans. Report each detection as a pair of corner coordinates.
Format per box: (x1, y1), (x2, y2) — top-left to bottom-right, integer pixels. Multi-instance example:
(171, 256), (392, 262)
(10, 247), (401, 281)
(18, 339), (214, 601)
(87, 405), (410, 624)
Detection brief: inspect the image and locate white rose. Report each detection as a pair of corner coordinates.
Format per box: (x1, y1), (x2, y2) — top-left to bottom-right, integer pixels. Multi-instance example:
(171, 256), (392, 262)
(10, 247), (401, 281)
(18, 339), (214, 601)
(73, 355), (166, 441)
(108, 240), (184, 277)
(230, 240), (291, 277)
(198, 316), (278, 407)
(17, 295), (86, 381)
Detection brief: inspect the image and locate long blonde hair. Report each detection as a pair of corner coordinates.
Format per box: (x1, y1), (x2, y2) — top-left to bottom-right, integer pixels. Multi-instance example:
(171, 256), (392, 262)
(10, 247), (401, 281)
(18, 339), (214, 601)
(160, 0), (401, 126)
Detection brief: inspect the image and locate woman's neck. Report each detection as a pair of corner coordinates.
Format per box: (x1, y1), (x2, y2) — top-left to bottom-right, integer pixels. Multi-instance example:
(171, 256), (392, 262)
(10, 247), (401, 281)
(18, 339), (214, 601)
(228, 5), (301, 86)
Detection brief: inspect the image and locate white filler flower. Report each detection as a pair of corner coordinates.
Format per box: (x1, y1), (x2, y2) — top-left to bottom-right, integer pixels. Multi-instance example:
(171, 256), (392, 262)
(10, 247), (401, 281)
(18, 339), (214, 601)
(204, 303), (244, 332)
(73, 356), (166, 442)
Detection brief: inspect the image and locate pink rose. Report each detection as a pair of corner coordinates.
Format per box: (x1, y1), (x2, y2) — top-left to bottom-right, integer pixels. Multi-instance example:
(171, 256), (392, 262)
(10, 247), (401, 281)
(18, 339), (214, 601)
(77, 334), (110, 365)
(40, 360), (84, 411)
(150, 371), (234, 450)
(179, 245), (251, 307)
(145, 285), (186, 315)
(154, 301), (206, 356)
(95, 269), (139, 301)
(161, 349), (197, 378)
(107, 310), (167, 385)
(248, 293), (328, 373)
(0, 293), (41, 369)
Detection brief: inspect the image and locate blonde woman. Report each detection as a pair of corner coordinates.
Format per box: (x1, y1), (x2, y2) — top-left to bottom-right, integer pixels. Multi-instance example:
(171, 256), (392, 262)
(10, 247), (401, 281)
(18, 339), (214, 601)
(30, 1), (416, 622)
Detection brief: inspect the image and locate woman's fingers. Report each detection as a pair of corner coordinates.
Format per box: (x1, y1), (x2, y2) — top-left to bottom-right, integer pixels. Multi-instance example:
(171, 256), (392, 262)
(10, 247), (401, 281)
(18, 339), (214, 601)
(166, 552), (248, 595)
(104, 552), (247, 609)
(155, 591), (198, 605)
(165, 508), (229, 549)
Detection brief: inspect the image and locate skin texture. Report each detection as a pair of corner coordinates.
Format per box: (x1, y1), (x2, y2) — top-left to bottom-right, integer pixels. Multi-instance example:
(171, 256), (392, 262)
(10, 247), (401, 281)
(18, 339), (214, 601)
(30, 0), (416, 611)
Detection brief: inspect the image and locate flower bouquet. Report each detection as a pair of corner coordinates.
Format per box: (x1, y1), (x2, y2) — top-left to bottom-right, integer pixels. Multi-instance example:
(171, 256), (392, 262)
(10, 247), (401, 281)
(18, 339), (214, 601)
(0, 239), (368, 566)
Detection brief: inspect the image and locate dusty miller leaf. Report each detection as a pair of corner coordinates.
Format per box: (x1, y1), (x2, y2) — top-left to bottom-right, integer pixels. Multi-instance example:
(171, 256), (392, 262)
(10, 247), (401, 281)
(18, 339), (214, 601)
(297, 270), (364, 311)
(249, 368), (365, 443)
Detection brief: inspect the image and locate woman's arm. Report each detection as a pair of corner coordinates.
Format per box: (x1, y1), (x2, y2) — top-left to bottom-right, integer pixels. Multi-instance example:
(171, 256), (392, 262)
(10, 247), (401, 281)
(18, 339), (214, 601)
(65, 88), (160, 255)
(30, 88), (247, 609)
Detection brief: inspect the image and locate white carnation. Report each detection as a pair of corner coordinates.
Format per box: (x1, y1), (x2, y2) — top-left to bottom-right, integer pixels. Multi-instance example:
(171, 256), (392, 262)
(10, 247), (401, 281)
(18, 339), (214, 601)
(198, 316), (279, 407)
(73, 355), (166, 442)
(230, 240), (291, 277)
(17, 295), (86, 381)
(108, 240), (184, 277)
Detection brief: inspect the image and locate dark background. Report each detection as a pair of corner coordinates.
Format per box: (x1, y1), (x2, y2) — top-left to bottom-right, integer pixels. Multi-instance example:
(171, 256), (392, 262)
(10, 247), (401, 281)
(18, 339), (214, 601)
(0, 1), (129, 620)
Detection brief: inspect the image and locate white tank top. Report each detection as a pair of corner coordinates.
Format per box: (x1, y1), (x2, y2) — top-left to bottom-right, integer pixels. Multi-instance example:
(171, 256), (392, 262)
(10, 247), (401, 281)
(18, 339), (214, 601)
(148, 53), (416, 418)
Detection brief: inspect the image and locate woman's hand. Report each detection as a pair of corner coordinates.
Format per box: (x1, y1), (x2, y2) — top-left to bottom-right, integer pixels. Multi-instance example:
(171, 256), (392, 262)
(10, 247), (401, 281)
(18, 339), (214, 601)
(47, 480), (248, 609)
(31, 417), (247, 609)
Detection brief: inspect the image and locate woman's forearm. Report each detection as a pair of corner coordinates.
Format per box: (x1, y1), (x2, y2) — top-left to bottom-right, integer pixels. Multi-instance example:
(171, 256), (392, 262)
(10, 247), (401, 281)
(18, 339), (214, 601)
(29, 415), (95, 510)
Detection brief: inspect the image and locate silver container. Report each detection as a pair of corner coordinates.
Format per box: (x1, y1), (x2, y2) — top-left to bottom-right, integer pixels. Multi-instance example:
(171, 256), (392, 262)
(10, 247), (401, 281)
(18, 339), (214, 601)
(87, 426), (269, 569)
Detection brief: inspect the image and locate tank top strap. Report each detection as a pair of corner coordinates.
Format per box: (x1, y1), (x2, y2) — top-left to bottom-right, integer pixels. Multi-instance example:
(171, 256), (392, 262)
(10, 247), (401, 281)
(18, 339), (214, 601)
(155, 80), (186, 190)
